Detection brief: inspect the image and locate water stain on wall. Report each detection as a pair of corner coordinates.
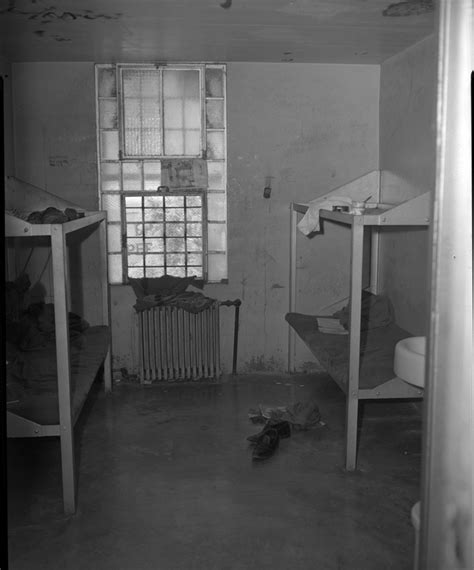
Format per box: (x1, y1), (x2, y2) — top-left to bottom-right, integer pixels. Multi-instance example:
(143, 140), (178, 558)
(244, 355), (285, 372)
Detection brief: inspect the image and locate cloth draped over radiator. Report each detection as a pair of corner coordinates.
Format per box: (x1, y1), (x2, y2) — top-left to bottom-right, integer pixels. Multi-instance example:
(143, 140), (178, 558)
(297, 195), (353, 235)
(129, 275), (216, 313)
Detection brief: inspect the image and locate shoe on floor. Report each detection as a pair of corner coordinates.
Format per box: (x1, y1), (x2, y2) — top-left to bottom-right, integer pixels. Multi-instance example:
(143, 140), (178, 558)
(252, 428), (280, 460)
(247, 420), (291, 444)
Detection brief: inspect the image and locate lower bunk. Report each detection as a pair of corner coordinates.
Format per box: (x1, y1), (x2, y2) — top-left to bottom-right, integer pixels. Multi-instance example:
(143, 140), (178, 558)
(285, 312), (423, 399)
(286, 294), (423, 470)
(7, 325), (111, 513)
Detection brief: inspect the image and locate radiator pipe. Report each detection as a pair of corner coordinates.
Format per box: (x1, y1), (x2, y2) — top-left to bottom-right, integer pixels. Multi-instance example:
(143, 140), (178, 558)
(220, 299), (242, 375)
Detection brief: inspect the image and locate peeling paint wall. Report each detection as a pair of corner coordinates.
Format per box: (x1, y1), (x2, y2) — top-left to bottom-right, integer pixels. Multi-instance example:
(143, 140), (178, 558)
(379, 35), (436, 334)
(11, 61), (379, 375)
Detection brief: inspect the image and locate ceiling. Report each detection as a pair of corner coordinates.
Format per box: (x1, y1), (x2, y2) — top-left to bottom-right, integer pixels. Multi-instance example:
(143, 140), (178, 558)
(0, 0), (435, 64)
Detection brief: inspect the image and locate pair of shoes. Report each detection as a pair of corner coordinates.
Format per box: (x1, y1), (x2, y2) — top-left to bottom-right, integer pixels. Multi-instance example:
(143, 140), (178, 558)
(252, 428), (279, 461)
(247, 420), (291, 444)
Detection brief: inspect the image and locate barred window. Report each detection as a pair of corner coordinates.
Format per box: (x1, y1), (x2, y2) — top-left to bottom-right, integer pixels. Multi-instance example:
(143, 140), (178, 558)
(124, 191), (205, 279)
(96, 64), (227, 284)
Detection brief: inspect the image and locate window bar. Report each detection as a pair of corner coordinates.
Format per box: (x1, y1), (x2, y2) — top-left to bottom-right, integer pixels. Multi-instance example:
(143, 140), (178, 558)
(162, 196), (167, 276)
(121, 191), (127, 283)
(184, 197), (189, 277)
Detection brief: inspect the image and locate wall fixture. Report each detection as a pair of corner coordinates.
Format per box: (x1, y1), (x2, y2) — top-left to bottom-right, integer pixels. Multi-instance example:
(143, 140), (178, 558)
(263, 176), (273, 199)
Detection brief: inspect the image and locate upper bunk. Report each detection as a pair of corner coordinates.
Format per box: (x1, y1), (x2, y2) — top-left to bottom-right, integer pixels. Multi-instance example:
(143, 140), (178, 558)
(4, 176), (106, 238)
(292, 170), (431, 228)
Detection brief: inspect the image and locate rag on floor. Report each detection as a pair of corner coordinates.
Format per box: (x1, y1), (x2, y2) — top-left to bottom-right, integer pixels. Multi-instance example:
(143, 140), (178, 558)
(297, 195), (353, 235)
(249, 400), (321, 430)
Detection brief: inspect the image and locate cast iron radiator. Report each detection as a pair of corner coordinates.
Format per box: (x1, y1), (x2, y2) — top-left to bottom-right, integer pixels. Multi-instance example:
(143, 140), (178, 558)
(137, 303), (221, 382)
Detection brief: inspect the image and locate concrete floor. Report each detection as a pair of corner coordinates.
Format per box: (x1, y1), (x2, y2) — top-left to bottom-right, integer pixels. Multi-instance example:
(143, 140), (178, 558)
(7, 373), (422, 570)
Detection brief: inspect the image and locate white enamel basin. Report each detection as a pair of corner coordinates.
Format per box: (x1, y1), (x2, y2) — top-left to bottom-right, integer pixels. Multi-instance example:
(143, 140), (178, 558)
(394, 336), (426, 388)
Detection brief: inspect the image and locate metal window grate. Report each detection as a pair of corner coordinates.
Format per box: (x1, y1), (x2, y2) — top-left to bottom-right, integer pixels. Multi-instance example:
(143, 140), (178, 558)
(123, 190), (206, 280)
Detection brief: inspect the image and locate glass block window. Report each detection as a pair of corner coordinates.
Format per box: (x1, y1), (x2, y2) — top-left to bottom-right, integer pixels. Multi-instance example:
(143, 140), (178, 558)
(121, 69), (161, 157)
(96, 64), (227, 284)
(120, 66), (202, 159)
(163, 69), (201, 156)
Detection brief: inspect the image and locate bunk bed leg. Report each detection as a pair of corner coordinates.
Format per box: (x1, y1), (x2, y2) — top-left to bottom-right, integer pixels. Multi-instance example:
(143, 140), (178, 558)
(370, 227), (380, 294)
(51, 226), (76, 514)
(288, 204), (298, 373)
(99, 218), (112, 393)
(104, 350), (112, 393)
(60, 429), (76, 514)
(345, 395), (359, 471)
(345, 217), (364, 471)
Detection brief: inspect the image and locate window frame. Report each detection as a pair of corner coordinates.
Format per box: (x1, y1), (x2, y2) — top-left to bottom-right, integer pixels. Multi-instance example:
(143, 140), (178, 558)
(95, 62), (228, 285)
(117, 64), (207, 161)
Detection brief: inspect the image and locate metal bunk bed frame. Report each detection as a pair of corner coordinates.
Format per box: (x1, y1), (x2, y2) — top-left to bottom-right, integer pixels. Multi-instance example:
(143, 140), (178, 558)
(5, 181), (112, 514)
(288, 173), (430, 471)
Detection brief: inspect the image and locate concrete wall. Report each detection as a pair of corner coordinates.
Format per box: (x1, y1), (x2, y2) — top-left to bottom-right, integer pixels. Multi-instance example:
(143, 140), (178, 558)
(379, 36), (436, 334)
(11, 62), (103, 325)
(212, 63), (379, 372)
(11, 61), (379, 374)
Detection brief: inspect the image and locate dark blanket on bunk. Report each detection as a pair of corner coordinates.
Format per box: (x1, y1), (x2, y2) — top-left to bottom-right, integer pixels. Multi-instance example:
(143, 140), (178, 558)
(333, 291), (395, 331)
(6, 302), (90, 351)
(285, 312), (411, 390)
(7, 326), (110, 425)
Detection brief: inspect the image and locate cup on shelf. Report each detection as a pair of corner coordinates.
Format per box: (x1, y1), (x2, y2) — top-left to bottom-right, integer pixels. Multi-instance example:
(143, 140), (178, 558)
(351, 201), (365, 215)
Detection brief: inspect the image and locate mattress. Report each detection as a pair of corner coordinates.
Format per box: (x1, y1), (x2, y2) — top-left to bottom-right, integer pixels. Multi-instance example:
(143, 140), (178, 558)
(286, 312), (411, 390)
(7, 326), (110, 425)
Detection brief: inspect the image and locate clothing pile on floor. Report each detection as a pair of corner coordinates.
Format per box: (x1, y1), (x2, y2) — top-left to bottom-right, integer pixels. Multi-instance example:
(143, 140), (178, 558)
(129, 275), (216, 313)
(246, 400), (323, 460)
